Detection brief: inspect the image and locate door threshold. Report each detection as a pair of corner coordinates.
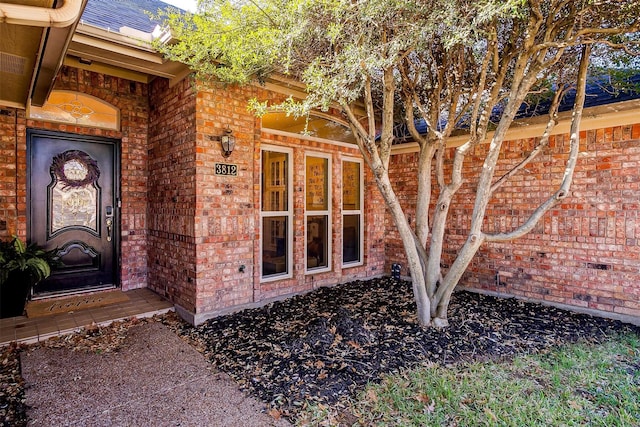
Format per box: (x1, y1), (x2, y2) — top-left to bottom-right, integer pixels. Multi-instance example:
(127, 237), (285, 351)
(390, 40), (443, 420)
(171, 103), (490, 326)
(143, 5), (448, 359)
(31, 285), (117, 301)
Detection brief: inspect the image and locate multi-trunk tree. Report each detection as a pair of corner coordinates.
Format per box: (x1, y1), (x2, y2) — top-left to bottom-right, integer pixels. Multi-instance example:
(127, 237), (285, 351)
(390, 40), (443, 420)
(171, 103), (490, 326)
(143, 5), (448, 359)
(156, 0), (640, 327)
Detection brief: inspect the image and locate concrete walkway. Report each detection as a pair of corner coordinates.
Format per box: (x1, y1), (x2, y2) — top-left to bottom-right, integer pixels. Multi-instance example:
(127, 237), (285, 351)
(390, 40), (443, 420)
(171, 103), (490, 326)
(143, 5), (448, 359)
(21, 322), (290, 426)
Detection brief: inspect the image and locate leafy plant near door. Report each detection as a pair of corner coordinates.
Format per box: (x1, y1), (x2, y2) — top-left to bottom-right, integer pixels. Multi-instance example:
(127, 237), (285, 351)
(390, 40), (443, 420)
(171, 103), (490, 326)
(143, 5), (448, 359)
(0, 236), (56, 318)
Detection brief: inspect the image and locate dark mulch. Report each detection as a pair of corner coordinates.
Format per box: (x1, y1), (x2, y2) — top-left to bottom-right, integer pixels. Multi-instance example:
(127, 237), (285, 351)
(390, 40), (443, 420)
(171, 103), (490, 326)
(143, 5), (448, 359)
(172, 277), (640, 421)
(0, 343), (27, 427)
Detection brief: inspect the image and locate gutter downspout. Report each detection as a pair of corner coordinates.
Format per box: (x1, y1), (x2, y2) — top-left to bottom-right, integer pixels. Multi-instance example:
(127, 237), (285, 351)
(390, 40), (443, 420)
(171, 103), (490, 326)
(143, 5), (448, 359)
(0, 0), (84, 27)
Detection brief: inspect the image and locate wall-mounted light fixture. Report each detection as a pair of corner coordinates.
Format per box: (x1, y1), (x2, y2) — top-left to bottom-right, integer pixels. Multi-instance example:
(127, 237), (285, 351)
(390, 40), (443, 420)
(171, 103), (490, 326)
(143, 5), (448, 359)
(220, 125), (235, 157)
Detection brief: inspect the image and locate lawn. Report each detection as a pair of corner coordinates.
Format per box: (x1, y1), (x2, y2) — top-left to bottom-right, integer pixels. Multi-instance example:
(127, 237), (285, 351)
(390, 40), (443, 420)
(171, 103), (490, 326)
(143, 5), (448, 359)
(300, 333), (640, 426)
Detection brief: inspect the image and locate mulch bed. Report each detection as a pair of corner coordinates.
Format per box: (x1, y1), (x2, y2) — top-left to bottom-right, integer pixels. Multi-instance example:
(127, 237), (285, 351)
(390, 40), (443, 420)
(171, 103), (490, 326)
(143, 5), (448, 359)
(0, 343), (27, 427)
(170, 277), (639, 421)
(2, 277), (639, 426)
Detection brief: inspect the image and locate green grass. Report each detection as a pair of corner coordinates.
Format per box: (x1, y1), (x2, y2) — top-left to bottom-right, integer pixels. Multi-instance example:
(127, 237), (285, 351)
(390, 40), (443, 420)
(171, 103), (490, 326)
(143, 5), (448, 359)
(298, 333), (640, 426)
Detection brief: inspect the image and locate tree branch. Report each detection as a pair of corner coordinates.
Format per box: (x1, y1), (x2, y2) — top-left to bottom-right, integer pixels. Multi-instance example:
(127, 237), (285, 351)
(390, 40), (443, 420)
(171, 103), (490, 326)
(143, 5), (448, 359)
(363, 74), (377, 142)
(379, 65), (396, 168)
(486, 44), (591, 242)
(489, 87), (564, 194)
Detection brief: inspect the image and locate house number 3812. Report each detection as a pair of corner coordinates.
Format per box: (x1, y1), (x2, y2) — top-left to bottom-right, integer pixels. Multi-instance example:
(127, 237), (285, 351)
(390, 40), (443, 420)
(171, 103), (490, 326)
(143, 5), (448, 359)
(214, 163), (238, 176)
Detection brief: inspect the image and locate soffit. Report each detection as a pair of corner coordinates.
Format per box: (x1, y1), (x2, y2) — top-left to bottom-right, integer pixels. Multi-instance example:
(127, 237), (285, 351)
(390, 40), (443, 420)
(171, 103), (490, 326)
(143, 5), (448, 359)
(0, 0), (53, 108)
(62, 0), (190, 85)
(0, 0), (353, 116)
(65, 23), (190, 84)
(0, 0), (189, 109)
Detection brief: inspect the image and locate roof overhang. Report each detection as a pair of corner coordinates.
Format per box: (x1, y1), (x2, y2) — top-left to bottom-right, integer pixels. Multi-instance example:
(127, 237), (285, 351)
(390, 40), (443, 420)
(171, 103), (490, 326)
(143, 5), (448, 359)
(0, 0), (192, 109)
(1, 1), (359, 120)
(65, 22), (191, 85)
(391, 98), (640, 155)
(0, 0), (87, 108)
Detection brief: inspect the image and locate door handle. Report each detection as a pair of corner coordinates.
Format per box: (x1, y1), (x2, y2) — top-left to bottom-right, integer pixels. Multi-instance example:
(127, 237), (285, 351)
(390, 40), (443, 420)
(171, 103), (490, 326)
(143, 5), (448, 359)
(105, 206), (113, 242)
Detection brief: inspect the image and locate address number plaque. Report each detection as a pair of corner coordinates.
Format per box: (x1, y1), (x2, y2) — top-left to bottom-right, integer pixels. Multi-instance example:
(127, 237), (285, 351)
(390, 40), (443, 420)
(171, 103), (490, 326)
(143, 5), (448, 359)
(214, 163), (238, 176)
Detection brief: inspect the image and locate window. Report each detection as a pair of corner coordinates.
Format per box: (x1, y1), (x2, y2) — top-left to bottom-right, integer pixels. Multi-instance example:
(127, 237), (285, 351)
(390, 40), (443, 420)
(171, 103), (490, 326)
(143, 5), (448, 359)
(29, 90), (120, 130)
(305, 154), (331, 272)
(261, 148), (292, 280)
(342, 159), (363, 266)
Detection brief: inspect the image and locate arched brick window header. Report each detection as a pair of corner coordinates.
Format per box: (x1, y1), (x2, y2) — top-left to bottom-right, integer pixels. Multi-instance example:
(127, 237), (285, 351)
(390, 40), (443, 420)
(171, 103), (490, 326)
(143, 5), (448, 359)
(29, 91), (120, 131)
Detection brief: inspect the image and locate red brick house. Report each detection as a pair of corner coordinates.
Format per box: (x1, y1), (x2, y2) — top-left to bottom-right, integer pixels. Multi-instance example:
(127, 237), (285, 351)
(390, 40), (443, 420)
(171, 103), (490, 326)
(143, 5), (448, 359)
(0, 0), (638, 326)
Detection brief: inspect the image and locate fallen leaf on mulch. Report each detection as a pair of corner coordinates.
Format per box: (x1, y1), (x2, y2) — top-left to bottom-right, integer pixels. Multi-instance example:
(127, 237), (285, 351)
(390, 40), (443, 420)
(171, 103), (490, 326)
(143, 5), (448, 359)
(169, 277), (639, 422)
(267, 408), (282, 420)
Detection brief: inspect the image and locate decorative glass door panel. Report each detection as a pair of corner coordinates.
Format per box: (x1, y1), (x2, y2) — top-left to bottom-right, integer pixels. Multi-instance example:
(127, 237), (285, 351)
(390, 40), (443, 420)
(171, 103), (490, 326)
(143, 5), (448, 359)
(50, 150), (100, 236)
(28, 130), (119, 296)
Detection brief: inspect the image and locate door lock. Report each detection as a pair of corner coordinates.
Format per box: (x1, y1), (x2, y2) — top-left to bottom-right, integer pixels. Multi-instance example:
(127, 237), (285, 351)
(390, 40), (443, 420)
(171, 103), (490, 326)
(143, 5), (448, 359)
(106, 206), (113, 242)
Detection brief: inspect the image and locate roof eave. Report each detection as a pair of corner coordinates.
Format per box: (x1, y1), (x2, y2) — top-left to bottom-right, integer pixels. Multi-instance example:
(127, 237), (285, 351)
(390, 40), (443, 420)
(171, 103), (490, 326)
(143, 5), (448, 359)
(66, 23), (191, 84)
(0, 0), (88, 109)
(391, 98), (640, 154)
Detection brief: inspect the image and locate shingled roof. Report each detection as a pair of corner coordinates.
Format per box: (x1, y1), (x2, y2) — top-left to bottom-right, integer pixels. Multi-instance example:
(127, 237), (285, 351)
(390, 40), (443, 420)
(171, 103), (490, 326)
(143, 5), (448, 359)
(392, 73), (640, 141)
(516, 73), (640, 117)
(80, 0), (182, 33)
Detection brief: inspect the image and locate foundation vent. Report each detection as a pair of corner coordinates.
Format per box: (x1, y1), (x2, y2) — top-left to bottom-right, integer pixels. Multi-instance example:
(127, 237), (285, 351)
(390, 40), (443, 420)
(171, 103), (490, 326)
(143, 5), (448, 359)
(0, 52), (27, 75)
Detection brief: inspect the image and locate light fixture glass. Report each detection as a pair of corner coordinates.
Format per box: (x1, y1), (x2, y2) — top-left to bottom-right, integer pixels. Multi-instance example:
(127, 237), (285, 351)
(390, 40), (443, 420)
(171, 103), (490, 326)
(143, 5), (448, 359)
(221, 126), (235, 157)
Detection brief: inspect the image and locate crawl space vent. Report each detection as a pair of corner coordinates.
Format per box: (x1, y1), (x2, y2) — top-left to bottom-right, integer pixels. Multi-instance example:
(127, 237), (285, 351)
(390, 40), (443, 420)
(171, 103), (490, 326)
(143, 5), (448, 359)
(0, 52), (27, 75)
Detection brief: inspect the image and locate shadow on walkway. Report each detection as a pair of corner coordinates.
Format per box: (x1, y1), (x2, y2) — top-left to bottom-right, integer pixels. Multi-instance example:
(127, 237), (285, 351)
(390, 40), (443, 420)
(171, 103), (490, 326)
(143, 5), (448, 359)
(21, 322), (289, 427)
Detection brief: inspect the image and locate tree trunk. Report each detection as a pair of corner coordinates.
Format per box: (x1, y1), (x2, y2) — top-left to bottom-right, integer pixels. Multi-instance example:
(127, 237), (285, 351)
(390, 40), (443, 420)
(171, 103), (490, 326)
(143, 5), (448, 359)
(415, 144), (435, 246)
(375, 172), (432, 326)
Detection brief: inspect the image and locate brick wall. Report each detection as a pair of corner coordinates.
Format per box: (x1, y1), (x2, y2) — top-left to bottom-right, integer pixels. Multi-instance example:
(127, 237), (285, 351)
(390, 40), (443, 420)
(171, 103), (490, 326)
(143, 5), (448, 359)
(191, 83), (258, 317)
(187, 84), (387, 323)
(147, 77), (198, 311)
(0, 109), (24, 240)
(0, 66), (149, 291)
(386, 123), (640, 322)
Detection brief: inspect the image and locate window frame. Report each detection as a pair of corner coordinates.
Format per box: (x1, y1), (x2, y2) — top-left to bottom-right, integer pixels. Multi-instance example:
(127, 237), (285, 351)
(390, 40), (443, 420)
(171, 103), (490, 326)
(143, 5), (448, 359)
(260, 145), (294, 282)
(341, 157), (364, 268)
(304, 152), (332, 274)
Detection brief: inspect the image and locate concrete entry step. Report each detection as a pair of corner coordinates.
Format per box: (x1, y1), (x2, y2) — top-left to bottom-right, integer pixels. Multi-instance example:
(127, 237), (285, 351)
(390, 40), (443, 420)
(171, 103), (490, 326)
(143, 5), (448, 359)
(0, 288), (173, 346)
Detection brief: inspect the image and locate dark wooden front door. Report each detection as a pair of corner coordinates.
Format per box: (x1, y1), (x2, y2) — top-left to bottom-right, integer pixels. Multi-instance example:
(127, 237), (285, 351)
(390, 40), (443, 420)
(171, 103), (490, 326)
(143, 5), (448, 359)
(28, 130), (119, 296)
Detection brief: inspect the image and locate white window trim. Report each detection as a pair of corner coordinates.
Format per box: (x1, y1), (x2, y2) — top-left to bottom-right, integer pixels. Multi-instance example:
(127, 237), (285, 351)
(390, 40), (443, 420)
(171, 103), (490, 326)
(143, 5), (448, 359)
(341, 157), (364, 268)
(304, 152), (332, 274)
(260, 145), (294, 282)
